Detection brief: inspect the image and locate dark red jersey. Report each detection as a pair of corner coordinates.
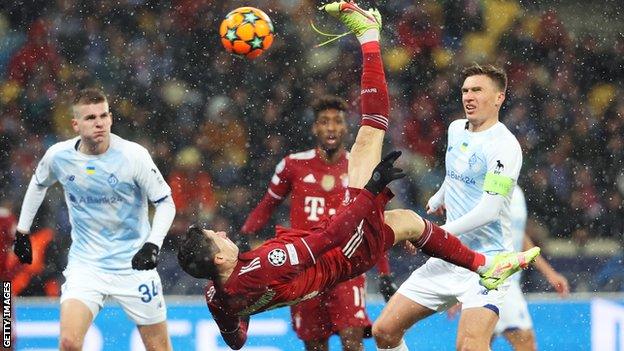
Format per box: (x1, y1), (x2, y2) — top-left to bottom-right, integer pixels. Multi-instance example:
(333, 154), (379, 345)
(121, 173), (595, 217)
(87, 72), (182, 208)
(242, 149), (349, 233)
(207, 189), (395, 349)
(0, 207), (16, 280)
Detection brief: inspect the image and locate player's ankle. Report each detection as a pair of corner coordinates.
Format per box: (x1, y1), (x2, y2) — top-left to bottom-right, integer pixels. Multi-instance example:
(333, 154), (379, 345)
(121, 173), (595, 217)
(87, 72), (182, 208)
(357, 28), (379, 45)
(476, 255), (491, 274)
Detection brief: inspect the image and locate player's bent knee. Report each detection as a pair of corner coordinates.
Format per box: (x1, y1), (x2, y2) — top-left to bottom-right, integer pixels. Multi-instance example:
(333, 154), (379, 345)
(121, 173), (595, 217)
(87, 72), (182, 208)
(506, 329), (537, 351)
(456, 335), (489, 351)
(59, 335), (83, 351)
(385, 209), (425, 243)
(372, 321), (403, 347)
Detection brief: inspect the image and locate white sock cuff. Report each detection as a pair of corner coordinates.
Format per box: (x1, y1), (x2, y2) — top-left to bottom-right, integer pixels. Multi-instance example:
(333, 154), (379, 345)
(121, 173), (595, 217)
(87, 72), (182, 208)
(377, 339), (408, 351)
(357, 28), (380, 44)
(477, 255), (493, 274)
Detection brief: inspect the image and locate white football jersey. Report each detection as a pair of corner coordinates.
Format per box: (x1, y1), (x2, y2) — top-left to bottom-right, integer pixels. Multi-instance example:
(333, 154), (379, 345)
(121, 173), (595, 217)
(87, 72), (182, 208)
(509, 186), (528, 282)
(34, 134), (171, 273)
(443, 119), (522, 254)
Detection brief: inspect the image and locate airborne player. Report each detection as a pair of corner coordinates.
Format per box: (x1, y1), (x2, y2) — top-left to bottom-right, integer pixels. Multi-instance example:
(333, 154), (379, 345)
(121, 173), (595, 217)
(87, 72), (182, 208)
(241, 96), (396, 351)
(177, 2), (539, 350)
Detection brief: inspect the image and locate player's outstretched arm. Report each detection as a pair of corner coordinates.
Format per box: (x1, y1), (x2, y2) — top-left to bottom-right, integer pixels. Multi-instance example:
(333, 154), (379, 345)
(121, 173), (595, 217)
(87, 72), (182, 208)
(14, 176), (53, 264)
(240, 193), (282, 235)
(208, 302), (249, 350)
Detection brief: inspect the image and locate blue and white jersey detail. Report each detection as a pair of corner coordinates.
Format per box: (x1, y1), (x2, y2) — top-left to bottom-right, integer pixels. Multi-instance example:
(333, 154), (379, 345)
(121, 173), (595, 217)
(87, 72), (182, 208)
(443, 119), (522, 254)
(509, 187), (528, 283)
(34, 134), (171, 273)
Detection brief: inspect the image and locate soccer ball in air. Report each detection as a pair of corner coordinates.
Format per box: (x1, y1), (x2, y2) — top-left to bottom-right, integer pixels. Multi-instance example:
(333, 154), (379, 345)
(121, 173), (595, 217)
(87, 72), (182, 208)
(220, 7), (274, 59)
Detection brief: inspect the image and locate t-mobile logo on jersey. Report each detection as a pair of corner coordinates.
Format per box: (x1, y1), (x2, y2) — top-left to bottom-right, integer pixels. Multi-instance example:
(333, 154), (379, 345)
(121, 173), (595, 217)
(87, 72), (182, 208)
(304, 196), (336, 221)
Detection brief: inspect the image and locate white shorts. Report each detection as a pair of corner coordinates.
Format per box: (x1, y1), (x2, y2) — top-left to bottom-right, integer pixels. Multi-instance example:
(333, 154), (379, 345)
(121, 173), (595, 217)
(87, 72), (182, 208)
(397, 258), (509, 313)
(61, 264), (167, 325)
(494, 281), (533, 334)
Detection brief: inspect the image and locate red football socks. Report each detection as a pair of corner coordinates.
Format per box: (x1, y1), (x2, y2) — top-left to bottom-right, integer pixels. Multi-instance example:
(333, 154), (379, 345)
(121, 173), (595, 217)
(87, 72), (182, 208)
(360, 41), (389, 131)
(413, 219), (486, 272)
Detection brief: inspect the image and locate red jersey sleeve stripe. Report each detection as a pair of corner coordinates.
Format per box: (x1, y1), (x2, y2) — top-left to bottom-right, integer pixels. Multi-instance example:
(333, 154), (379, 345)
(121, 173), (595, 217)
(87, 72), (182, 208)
(300, 238), (316, 264)
(267, 188), (284, 200)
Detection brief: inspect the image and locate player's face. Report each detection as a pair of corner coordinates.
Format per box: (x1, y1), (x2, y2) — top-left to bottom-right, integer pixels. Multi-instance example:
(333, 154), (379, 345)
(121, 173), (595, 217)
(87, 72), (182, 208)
(313, 109), (347, 152)
(72, 102), (112, 145)
(461, 75), (505, 125)
(203, 229), (239, 261)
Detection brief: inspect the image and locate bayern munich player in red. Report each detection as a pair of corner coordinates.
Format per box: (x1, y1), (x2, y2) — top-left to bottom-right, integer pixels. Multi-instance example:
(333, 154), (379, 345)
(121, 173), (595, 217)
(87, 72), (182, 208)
(177, 2), (538, 350)
(241, 95), (396, 351)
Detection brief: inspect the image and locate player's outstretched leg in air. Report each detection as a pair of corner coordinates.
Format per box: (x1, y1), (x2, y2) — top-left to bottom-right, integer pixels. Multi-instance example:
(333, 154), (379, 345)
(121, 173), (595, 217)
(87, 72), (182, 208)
(321, 0), (539, 289)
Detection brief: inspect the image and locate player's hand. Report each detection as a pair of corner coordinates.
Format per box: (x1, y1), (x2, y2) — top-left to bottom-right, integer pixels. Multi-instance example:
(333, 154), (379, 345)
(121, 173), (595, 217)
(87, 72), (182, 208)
(13, 232), (33, 264)
(547, 272), (570, 297)
(132, 242), (159, 270)
(365, 150), (406, 195)
(378, 274), (398, 302)
(426, 203), (445, 216)
(404, 240), (418, 255)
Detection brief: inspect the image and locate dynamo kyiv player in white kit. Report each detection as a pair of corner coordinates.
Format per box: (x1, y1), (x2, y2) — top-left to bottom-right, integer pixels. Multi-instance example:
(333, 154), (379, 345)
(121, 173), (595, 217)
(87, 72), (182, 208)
(373, 64), (539, 351)
(13, 89), (175, 351)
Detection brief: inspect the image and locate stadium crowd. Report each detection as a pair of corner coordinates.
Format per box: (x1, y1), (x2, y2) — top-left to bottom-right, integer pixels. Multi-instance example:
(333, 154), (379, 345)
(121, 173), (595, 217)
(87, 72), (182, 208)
(1, 0), (622, 295)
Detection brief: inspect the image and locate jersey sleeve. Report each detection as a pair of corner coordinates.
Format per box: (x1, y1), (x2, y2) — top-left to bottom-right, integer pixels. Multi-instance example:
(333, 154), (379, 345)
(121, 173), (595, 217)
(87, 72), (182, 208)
(236, 233), (319, 286)
(483, 139), (522, 198)
(205, 284), (249, 349)
(240, 192), (283, 234)
(237, 190), (377, 286)
(133, 146), (171, 203)
(267, 157), (292, 200)
(33, 148), (59, 187)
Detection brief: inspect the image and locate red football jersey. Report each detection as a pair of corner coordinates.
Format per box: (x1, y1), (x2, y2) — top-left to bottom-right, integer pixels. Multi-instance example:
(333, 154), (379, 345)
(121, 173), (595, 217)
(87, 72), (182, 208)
(208, 187), (395, 349)
(269, 148), (349, 229)
(0, 207), (16, 280)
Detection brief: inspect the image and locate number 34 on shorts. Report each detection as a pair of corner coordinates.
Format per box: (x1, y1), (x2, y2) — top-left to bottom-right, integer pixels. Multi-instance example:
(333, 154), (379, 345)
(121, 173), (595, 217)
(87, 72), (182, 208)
(138, 280), (160, 303)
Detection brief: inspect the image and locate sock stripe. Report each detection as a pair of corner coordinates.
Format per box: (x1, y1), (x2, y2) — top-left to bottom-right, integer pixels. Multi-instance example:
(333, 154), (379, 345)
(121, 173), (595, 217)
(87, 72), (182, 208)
(362, 114), (388, 128)
(415, 219), (433, 248)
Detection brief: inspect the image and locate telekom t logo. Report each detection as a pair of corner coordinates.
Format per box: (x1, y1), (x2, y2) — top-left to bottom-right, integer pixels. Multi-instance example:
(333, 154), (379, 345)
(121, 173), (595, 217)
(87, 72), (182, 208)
(304, 197), (337, 221)
(304, 197), (325, 221)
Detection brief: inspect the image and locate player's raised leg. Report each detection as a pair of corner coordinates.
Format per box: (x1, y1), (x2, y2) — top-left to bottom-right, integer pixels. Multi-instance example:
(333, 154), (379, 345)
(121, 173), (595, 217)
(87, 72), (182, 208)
(322, 1), (388, 189)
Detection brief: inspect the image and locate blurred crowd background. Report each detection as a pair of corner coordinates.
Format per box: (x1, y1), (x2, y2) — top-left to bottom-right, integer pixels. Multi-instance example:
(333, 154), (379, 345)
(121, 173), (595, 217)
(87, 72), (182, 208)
(1, 0), (622, 296)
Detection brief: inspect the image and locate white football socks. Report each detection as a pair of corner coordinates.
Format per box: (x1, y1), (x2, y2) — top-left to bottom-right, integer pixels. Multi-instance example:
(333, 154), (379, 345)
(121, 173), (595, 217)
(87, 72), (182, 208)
(357, 28), (380, 44)
(476, 255), (493, 275)
(377, 339), (409, 351)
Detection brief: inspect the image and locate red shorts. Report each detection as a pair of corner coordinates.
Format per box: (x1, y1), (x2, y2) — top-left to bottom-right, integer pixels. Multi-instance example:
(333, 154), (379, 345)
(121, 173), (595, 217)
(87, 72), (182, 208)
(341, 187), (395, 279)
(290, 274), (371, 341)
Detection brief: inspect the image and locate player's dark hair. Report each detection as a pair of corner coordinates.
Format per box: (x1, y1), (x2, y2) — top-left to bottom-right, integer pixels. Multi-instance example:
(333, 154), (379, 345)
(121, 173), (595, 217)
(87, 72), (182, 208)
(73, 88), (107, 105)
(312, 96), (348, 120)
(462, 64), (508, 92)
(177, 225), (220, 280)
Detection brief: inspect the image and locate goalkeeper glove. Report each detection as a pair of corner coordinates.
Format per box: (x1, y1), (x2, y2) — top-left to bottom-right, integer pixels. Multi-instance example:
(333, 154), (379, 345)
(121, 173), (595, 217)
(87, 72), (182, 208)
(132, 242), (159, 270)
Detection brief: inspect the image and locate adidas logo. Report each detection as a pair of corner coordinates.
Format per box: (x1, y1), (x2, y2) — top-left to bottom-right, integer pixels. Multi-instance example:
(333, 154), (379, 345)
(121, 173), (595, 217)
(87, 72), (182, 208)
(303, 174), (316, 183)
(361, 88), (378, 94)
(354, 310), (366, 319)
